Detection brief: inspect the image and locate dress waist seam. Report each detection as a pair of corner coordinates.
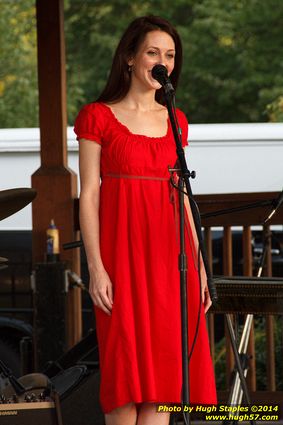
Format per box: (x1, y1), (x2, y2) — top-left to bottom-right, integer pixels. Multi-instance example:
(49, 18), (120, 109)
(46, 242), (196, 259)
(103, 173), (169, 181)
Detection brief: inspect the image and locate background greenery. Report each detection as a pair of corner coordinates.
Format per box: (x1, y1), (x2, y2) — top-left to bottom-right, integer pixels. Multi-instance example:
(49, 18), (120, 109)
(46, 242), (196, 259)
(0, 0), (282, 127)
(214, 316), (283, 391)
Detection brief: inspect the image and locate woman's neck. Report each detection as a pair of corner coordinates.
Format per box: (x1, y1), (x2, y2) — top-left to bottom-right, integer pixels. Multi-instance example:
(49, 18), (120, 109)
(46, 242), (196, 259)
(120, 87), (160, 112)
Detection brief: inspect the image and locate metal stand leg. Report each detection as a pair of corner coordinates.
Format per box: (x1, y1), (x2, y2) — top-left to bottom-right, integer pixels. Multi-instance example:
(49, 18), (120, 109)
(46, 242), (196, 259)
(222, 222), (274, 425)
(223, 240), (271, 425)
(225, 314), (253, 406)
(223, 314), (256, 425)
(227, 314), (254, 406)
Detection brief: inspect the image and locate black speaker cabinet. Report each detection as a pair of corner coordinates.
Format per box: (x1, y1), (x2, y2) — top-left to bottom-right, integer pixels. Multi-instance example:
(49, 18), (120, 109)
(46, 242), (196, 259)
(33, 262), (67, 370)
(51, 366), (105, 425)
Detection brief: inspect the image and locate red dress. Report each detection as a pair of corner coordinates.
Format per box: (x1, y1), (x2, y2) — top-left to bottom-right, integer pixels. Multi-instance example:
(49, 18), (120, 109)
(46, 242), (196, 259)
(74, 102), (217, 413)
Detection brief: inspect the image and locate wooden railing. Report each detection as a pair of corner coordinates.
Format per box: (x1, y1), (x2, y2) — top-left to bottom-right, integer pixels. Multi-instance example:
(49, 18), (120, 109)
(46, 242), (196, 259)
(195, 191), (283, 404)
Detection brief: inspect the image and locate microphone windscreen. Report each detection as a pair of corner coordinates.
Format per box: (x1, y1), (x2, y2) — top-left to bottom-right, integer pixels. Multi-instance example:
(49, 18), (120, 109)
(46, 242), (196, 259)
(151, 64), (168, 81)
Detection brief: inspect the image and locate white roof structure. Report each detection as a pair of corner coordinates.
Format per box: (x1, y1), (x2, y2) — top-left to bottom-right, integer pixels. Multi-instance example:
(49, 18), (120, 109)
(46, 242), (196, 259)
(0, 123), (283, 230)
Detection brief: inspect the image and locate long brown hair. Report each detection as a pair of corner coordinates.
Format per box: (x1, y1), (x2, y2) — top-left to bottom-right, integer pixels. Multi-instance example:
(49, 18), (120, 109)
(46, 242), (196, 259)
(97, 16), (183, 105)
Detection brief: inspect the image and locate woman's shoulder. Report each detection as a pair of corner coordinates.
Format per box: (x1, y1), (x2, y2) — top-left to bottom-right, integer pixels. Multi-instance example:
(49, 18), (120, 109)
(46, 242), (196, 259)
(75, 102), (108, 128)
(79, 101), (107, 116)
(175, 107), (188, 124)
(74, 102), (108, 143)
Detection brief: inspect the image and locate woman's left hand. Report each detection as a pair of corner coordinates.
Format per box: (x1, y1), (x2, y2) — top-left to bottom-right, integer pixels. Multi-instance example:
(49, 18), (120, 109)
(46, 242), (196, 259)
(200, 263), (212, 313)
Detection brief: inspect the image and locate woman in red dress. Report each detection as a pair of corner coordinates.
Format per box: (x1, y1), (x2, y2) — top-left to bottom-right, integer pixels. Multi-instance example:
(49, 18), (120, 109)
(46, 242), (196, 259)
(74, 15), (216, 425)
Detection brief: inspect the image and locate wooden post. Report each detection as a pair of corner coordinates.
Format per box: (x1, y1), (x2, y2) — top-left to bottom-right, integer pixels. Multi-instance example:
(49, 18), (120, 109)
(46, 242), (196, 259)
(32, 0), (81, 348)
(204, 228), (215, 360)
(223, 226), (234, 389)
(264, 224), (276, 391)
(243, 226), (256, 391)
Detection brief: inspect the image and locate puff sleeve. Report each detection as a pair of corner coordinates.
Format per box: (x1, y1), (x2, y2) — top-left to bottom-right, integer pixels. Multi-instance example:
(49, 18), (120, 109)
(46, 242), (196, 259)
(176, 108), (189, 148)
(73, 103), (105, 145)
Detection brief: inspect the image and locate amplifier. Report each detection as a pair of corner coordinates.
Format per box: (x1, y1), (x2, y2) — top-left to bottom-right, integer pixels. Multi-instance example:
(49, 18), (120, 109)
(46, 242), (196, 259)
(0, 400), (62, 425)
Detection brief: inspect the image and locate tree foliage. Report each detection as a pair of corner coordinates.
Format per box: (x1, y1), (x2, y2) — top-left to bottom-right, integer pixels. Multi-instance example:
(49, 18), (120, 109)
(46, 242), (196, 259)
(181, 0), (283, 122)
(0, 0), (282, 127)
(0, 0), (38, 128)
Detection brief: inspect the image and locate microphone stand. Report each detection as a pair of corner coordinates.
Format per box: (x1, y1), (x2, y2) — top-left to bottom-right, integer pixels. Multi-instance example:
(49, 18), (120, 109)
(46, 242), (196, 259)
(164, 94), (217, 303)
(163, 88), (217, 425)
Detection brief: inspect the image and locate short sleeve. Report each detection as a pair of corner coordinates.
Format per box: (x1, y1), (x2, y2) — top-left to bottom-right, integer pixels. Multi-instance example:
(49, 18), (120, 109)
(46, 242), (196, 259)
(73, 103), (105, 145)
(176, 108), (189, 148)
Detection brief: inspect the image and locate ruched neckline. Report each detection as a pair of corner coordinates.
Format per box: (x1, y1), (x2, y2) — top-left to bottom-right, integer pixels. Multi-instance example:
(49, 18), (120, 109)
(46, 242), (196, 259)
(100, 102), (170, 140)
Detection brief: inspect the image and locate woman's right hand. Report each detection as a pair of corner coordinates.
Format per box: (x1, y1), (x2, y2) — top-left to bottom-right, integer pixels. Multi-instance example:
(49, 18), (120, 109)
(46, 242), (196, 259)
(89, 268), (114, 316)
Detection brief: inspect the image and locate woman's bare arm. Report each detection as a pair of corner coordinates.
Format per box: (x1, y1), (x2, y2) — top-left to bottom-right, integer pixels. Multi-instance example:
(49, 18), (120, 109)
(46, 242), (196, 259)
(184, 195), (212, 313)
(79, 139), (113, 315)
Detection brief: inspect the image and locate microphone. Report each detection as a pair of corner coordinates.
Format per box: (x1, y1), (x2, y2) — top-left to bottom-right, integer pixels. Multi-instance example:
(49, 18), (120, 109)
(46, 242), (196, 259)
(151, 64), (175, 95)
(264, 188), (283, 223)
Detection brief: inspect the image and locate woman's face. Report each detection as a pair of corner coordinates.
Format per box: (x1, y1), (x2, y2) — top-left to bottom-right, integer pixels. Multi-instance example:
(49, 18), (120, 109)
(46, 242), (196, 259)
(128, 30), (175, 91)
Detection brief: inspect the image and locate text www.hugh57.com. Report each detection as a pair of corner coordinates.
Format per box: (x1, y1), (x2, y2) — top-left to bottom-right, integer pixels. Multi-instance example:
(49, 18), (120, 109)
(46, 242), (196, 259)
(205, 414), (279, 422)
(204, 404), (279, 421)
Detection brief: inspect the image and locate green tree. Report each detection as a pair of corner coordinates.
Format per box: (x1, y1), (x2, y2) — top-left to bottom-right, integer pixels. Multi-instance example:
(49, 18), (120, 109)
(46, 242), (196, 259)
(1, 0), (282, 127)
(180, 0), (283, 123)
(0, 0), (38, 128)
(65, 0), (283, 124)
